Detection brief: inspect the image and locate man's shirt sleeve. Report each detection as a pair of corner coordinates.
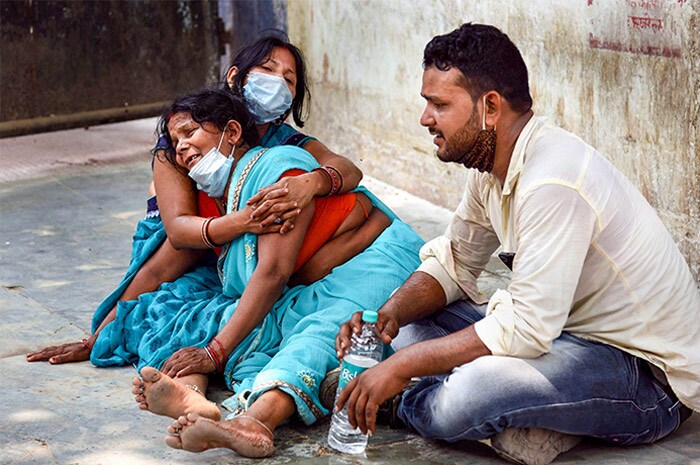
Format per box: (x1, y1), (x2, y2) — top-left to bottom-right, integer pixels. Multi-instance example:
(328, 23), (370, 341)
(417, 173), (500, 305)
(474, 182), (597, 358)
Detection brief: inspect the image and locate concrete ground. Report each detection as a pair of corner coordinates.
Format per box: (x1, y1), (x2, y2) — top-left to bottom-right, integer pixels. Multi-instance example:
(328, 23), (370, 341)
(0, 119), (698, 465)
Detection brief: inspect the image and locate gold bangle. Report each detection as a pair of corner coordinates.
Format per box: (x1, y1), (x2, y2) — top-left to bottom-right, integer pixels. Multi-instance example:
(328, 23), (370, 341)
(201, 217), (216, 249)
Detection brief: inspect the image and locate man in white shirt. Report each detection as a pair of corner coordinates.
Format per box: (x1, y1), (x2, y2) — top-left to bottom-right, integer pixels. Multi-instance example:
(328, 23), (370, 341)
(335, 23), (699, 463)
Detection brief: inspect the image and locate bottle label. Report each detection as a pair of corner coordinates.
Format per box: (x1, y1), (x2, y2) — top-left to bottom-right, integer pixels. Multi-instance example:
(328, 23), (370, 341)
(338, 357), (377, 389)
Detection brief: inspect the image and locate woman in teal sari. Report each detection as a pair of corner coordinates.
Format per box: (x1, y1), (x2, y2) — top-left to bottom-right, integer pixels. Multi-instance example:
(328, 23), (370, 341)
(117, 89), (423, 458)
(27, 34), (364, 365)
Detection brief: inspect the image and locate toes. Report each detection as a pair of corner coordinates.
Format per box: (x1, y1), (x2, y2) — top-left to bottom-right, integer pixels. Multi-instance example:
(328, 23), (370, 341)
(167, 424), (181, 435)
(132, 385), (144, 395)
(134, 394), (146, 403)
(164, 434), (183, 450)
(131, 376), (143, 388)
(186, 412), (200, 423)
(177, 414), (190, 427)
(138, 403), (149, 410)
(140, 366), (161, 383)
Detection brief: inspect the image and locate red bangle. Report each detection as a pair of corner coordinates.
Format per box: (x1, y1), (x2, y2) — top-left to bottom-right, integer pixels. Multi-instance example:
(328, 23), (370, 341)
(204, 346), (222, 372)
(212, 337), (226, 359)
(205, 344), (224, 373)
(81, 338), (93, 350)
(312, 167), (334, 196)
(207, 345), (222, 372)
(325, 165), (344, 194)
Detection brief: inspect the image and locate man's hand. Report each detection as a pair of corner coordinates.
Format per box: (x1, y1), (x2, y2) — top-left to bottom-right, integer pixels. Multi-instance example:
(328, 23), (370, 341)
(161, 347), (217, 378)
(335, 311), (400, 359)
(335, 358), (411, 435)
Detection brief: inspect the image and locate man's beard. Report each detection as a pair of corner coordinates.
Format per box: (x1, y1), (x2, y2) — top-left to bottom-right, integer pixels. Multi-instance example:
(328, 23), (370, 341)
(437, 106), (496, 173)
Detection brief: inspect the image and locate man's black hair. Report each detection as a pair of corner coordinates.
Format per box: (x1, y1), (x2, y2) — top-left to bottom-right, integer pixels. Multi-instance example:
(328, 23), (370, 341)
(423, 23), (533, 113)
(226, 34), (310, 127)
(157, 88), (260, 168)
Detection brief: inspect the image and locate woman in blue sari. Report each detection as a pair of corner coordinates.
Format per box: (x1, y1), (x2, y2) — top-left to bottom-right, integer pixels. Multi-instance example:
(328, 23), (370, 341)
(117, 89), (423, 458)
(27, 34), (364, 364)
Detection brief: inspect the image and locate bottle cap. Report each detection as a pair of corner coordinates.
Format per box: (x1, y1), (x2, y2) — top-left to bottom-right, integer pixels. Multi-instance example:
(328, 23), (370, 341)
(361, 310), (378, 323)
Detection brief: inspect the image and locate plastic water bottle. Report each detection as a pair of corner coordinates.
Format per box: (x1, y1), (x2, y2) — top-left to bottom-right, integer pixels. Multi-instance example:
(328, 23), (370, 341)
(328, 310), (384, 454)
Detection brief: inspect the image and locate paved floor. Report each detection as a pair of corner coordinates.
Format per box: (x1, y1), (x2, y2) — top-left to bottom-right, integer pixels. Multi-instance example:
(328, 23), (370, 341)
(1, 120), (698, 465)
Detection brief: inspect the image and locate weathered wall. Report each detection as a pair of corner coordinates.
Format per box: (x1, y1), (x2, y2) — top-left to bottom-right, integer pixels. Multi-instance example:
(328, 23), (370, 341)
(0, 0), (219, 126)
(287, 0), (700, 284)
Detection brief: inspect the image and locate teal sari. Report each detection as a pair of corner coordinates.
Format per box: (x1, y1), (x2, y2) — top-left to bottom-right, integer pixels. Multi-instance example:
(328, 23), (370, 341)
(91, 142), (423, 424)
(90, 123), (314, 337)
(214, 146), (423, 422)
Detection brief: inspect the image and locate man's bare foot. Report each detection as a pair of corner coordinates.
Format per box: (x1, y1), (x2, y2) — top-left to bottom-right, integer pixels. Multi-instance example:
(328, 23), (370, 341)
(165, 413), (275, 458)
(131, 367), (220, 421)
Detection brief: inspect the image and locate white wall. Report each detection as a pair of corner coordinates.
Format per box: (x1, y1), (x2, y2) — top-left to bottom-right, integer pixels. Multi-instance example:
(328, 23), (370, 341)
(287, 0), (700, 283)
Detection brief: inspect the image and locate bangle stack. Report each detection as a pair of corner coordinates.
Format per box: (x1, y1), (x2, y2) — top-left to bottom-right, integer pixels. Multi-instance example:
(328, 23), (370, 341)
(81, 338), (93, 350)
(201, 217), (217, 249)
(203, 336), (226, 373)
(312, 166), (344, 196)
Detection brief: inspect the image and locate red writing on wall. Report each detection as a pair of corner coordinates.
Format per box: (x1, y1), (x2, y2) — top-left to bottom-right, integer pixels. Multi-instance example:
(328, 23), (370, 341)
(588, 0), (686, 57)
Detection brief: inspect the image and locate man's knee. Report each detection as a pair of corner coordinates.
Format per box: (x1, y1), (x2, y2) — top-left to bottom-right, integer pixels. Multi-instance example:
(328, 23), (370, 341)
(439, 356), (522, 415)
(402, 356), (531, 440)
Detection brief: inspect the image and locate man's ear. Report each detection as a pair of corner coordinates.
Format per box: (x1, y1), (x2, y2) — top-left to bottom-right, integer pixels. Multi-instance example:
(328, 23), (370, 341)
(484, 91), (502, 129)
(226, 67), (239, 89)
(226, 119), (243, 146)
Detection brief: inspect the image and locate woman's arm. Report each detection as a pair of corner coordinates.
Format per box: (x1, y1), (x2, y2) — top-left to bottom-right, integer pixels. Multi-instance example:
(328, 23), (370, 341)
(153, 153), (279, 249)
(303, 139), (363, 194)
(247, 140), (363, 230)
(290, 208), (391, 286)
(161, 203), (315, 378)
(218, 204), (314, 354)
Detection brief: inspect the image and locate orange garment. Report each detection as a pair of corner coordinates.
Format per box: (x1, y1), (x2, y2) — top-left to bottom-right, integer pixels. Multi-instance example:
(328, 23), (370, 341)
(197, 169), (357, 272)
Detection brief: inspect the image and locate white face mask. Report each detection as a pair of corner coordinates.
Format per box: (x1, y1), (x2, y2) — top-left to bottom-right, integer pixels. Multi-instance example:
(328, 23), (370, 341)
(187, 129), (235, 197)
(243, 71), (293, 124)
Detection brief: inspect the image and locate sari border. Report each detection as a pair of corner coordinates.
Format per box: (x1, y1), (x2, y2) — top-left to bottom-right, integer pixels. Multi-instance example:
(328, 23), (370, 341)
(252, 380), (325, 423)
(217, 148), (268, 284)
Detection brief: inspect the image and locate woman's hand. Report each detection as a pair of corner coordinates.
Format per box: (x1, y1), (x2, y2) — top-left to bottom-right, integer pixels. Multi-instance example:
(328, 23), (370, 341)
(234, 204), (285, 235)
(26, 342), (91, 364)
(246, 172), (323, 233)
(161, 347), (217, 378)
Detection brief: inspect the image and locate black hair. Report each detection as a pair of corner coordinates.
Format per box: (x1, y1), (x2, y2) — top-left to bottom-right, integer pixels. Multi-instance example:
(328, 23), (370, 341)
(225, 34), (310, 127)
(157, 88), (260, 168)
(423, 23), (532, 113)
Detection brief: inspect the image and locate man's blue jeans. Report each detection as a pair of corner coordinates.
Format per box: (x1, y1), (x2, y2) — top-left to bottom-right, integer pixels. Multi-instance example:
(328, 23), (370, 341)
(393, 300), (689, 445)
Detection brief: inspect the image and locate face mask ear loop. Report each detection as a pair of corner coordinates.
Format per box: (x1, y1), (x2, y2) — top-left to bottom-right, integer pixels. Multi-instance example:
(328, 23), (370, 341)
(216, 128), (236, 158)
(216, 128), (226, 152)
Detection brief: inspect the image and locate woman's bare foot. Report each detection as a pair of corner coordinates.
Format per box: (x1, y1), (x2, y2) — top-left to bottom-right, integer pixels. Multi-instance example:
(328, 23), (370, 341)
(165, 413), (274, 458)
(131, 366), (220, 421)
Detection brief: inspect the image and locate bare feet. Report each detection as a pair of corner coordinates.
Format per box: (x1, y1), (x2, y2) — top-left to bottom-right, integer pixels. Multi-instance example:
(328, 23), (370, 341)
(165, 413), (275, 458)
(131, 366), (220, 421)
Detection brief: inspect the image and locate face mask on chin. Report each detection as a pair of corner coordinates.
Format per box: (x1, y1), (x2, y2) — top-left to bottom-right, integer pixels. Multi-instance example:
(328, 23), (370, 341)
(455, 95), (497, 173)
(187, 129), (235, 198)
(243, 71), (294, 124)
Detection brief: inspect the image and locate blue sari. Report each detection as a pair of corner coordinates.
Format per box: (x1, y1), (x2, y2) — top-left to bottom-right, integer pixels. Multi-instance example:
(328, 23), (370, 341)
(91, 143), (423, 424)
